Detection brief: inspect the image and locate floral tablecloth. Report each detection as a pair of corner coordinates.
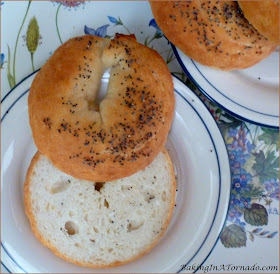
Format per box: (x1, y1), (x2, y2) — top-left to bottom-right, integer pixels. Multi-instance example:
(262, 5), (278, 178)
(1, 1), (279, 273)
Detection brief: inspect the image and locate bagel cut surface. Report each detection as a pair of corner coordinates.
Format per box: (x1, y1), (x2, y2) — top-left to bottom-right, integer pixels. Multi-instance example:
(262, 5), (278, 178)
(150, 1), (278, 71)
(24, 149), (176, 268)
(28, 34), (174, 181)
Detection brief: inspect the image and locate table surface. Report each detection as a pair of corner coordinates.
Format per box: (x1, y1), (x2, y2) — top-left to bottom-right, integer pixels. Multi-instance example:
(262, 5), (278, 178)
(1, 1), (279, 273)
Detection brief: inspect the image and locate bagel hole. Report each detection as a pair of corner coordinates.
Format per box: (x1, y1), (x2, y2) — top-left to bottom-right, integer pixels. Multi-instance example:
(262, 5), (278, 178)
(88, 100), (99, 111)
(94, 68), (111, 105)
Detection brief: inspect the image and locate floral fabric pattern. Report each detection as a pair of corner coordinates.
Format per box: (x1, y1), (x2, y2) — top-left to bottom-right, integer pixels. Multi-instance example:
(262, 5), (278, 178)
(1, 1), (278, 253)
(220, 124), (279, 247)
(84, 25), (110, 38)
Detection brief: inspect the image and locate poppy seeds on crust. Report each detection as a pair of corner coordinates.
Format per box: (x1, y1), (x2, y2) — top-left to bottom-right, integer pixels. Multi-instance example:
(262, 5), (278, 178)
(150, 1), (277, 70)
(30, 34), (174, 181)
(169, 1), (269, 55)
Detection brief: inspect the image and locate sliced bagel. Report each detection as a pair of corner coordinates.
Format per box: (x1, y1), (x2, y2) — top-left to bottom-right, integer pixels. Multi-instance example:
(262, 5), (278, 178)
(150, 1), (278, 70)
(28, 34), (174, 181)
(24, 149), (176, 268)
(238, 0), (279, 44)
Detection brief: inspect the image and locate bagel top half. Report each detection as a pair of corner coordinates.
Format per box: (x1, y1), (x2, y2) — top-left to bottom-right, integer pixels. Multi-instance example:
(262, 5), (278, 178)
(150, 1), (278, 71)
(28, 34), (174, 182)
(238, 0), (279, 44)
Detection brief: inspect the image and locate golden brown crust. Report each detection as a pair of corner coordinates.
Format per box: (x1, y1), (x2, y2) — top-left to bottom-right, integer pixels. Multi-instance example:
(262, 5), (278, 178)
(24, 149), (176, 268)
(150, 0), (278, 71)
(238, 0), (280, 44)
(28, 34), (174, 182)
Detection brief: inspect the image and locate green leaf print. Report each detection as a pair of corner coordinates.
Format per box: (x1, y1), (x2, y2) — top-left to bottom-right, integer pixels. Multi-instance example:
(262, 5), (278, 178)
(220, 224), (247, 248)
(185, 78), (196, 91)
(244, 203), (268, 226)
(7, 45), (15, 88)
(26, 17), (39, 54)
(110, 16), (131, 34)
(165, 49), (175, 64)
(7, 1), (31, 88)
(258, 128), (279, 152)
(219, 112), (242, 129)
(252, 150), (279, 182)
(240, 186), (264, 199)
(26, 17), (40, 71)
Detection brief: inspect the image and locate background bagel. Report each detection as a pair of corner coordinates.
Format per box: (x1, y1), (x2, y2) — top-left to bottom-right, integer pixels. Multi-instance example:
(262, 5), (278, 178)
(28, 34), (174, 182)
(238, 0), (280, 44)
(150, 1), (278, 71)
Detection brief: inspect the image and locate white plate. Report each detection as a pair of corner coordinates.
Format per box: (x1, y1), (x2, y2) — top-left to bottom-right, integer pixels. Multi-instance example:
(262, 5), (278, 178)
(172, 46), (279, 128)
(1, 73), (231, 273)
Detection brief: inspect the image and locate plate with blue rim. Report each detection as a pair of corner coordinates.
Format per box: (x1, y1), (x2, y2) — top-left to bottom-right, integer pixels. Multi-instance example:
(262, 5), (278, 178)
(1, 71), (230, 273)
(172, 45), (279, 129)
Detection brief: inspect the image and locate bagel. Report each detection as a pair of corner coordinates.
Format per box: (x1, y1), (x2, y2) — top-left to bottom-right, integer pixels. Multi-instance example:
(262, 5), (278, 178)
(28, 34), (174, 182)
(238, 0), (280, 44)
(150, 1), (278, 71)
(24, 149), (176, 268)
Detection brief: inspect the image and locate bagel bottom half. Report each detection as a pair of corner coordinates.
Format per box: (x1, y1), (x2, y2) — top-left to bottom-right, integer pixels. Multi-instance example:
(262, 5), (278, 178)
(24, 148), (176, 268)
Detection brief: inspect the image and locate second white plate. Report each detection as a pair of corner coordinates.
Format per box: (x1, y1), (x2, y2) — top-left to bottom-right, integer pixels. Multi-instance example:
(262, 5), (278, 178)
(172, 45), (279, 128)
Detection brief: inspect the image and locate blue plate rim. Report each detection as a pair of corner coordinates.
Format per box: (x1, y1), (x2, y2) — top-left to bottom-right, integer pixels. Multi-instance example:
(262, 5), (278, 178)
(171, 44), (279, 130)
